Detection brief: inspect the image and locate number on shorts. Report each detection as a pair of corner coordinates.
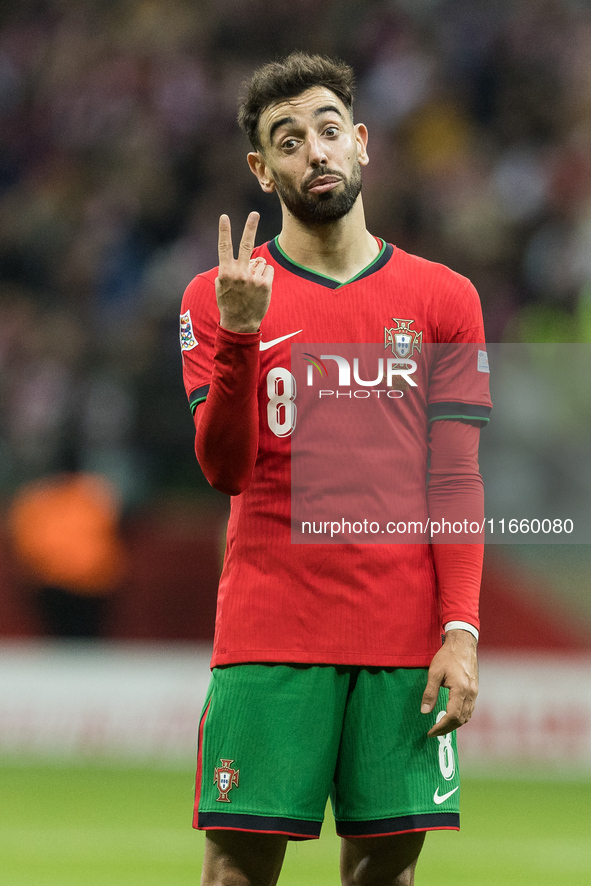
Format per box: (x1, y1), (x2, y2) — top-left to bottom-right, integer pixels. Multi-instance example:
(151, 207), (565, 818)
(436, 711), (456, 781)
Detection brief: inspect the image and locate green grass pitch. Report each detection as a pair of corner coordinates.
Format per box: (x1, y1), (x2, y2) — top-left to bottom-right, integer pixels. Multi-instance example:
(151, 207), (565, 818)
(0, 762), (590, 885)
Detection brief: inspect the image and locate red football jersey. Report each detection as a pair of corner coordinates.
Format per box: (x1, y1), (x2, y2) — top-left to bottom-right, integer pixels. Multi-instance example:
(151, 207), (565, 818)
(181, 238), (491, 667)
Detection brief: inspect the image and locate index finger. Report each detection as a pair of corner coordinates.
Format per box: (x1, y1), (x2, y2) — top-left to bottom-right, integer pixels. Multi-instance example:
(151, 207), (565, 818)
(427, 687), (472, 737)
(237, 211), (260, 266)
(427, 710), (459, 737)
(218, 214), (234, 267)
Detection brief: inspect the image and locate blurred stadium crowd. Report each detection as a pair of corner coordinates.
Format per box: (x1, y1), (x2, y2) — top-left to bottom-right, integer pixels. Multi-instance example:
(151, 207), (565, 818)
(0, 0), (590, 641)
(1, 0), (591, 506)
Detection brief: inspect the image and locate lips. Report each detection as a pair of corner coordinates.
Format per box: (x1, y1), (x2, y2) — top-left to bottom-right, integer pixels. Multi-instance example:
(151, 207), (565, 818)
(307, 175), (342, 194)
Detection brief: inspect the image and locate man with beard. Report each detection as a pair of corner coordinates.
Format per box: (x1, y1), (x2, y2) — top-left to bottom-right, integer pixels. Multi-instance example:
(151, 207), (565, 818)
(180, 52), (491, 886)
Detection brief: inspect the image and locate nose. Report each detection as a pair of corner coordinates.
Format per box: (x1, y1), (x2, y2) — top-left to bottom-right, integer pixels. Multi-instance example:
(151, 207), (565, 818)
(306, 129), (328, 167)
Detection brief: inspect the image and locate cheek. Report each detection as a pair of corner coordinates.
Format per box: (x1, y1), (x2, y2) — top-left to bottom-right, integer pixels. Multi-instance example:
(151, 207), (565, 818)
(345, 139), (361, 164)
(275, 167), (301, 189)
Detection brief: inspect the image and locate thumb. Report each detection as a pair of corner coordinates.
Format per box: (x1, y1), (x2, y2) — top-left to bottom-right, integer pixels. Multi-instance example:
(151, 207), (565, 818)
(421, 670), (442, 714)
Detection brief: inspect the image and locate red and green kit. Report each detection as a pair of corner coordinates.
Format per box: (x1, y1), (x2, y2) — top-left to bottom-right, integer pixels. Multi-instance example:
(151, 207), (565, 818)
(181, 237), (490, 837)
(181, 238), (492, 670)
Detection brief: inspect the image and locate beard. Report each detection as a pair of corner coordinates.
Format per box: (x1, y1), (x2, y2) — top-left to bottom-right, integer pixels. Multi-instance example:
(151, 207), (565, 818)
(272, 162), (362, 226)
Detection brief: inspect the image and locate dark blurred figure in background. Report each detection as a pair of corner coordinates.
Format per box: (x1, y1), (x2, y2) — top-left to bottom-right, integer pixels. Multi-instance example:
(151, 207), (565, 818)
(7, 465), (125, 637)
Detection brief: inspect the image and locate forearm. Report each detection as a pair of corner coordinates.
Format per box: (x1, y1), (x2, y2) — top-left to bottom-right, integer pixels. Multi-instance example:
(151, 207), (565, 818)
(195, 325), (260, 495)
(427, 420), (484, 631)
(431, 543), (483, 630)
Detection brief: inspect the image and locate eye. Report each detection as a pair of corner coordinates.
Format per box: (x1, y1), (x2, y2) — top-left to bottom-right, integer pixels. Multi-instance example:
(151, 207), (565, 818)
(323, 125), (339, 138)
(280, 137), (299, 151)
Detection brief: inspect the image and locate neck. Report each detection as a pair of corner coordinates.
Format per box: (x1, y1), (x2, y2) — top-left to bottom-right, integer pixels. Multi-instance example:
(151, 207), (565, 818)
(277, 199), (379, 284)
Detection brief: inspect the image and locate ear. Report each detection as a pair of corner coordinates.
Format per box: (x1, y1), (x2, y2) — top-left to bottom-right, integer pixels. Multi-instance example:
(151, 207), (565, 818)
(247, 152), (276, 193)
(354, 123), (369, 167)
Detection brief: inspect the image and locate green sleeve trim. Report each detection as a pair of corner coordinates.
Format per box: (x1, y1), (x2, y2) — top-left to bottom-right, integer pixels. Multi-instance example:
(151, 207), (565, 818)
(429, 414), (490, 423)
(189, 384), (210, 414)
(428, 401), (491, 424)
(190, 396), (207, 415)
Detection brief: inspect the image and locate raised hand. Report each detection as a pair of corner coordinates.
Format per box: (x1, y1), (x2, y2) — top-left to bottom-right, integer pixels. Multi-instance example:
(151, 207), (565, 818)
(215, 212), (274, 333)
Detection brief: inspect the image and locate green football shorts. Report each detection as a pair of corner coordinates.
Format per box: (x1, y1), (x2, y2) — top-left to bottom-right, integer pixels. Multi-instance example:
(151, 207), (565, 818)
(193, 663), (460, 839)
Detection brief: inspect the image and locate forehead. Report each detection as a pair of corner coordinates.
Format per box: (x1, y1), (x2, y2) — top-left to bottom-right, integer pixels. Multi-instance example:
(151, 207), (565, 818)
(259, 86), (350, 145)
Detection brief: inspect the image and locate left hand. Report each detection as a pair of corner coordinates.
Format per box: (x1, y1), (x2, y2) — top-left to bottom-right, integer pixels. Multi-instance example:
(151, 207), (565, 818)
(420, 629), (478, 737)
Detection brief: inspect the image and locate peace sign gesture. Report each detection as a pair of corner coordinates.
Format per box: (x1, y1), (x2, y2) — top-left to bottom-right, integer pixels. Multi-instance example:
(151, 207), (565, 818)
(215, 212), (274, 333)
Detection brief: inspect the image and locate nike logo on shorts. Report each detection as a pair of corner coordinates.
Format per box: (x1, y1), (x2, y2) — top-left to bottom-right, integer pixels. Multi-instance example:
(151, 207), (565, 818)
(260, 330), (302, 351)
(433, 786), (459, 805)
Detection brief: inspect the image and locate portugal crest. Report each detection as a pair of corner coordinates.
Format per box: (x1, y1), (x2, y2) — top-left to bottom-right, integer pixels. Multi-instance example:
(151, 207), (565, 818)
(384, 319), (422, 359)
(214, 758), (240, 802)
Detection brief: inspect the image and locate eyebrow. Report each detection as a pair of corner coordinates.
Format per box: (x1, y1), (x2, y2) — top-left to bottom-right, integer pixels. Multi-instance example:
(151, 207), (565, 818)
(314, 104), (345, 119)
(267, 104), (346, 145)
(268, 115), (294, 144)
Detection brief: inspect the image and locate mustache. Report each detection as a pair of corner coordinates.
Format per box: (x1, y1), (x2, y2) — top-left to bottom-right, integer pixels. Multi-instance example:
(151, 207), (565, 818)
(303, 167), (343, 188)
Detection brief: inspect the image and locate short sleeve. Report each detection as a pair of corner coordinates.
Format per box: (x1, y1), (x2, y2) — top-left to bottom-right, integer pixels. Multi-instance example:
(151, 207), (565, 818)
(428, 278), (492, 425)
(180, 273), (219, 414)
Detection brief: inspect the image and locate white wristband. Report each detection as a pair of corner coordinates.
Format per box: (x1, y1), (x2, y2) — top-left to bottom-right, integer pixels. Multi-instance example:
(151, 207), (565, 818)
(444, 621), (479, 642)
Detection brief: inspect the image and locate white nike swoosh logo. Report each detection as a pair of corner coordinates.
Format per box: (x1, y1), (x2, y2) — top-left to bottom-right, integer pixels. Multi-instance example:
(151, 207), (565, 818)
(433, 786), (459, 805)
(260, 330), (303, 351)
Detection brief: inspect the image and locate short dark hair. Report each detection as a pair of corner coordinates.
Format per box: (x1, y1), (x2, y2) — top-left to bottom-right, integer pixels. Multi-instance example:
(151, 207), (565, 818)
(238, 51), (356, 151)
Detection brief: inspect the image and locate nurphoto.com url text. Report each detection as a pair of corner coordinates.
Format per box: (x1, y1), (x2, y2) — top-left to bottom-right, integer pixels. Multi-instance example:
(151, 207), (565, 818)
(299, 517), (574, 538)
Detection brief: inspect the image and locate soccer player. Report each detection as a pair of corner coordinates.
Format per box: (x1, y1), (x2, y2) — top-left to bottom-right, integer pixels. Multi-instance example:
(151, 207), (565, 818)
(180, 53), (491, 886)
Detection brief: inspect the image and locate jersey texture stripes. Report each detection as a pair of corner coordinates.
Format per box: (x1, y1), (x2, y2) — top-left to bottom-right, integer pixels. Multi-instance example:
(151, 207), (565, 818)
(181, 240), (491, 668)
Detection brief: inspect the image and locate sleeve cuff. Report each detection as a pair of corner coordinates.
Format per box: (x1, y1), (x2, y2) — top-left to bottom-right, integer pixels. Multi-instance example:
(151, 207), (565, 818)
(216, 325), (261, 346)
(444, 621), (479, 642)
